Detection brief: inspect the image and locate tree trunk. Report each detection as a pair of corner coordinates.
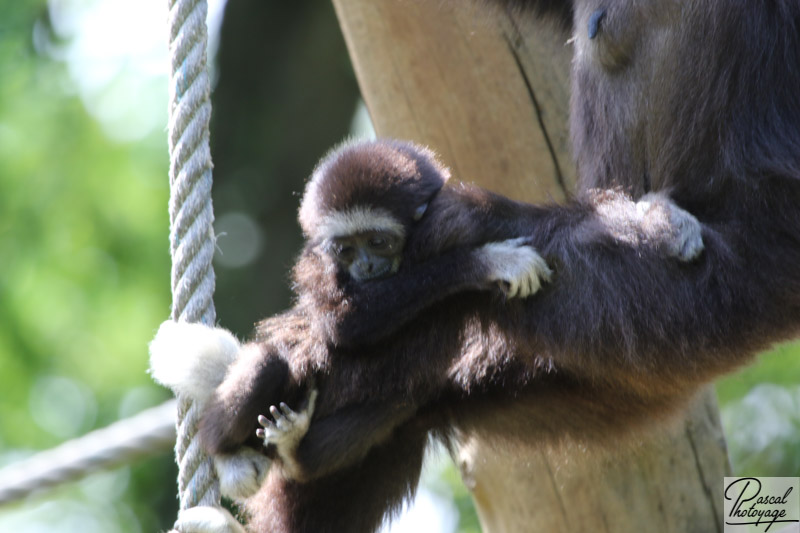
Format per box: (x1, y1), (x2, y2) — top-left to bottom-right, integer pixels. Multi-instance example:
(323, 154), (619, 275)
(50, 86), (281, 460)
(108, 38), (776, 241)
(331, 1), (731, 531)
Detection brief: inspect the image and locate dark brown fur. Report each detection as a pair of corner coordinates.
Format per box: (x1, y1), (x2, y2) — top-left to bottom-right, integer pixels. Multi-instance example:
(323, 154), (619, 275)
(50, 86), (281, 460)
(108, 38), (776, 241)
(201, 1), (800, 531)
(201, 139), (546, 531)
(200, 144), (706, 532)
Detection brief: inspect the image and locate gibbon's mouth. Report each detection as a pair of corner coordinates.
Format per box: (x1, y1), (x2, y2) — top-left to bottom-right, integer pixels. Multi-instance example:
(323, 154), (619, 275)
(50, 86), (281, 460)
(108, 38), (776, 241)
(369, 262), (393, 279)
(352, 261), (393, 281)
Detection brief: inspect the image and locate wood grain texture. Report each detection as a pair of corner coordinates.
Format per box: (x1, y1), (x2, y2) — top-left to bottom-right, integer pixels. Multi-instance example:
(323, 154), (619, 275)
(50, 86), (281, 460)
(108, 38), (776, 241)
(333, 0), (574, 201)
(332, 1), (730, 530)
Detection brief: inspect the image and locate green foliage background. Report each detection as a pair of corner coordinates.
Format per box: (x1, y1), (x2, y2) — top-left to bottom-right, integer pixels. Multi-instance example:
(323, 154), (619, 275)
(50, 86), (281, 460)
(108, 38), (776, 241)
(0, 1), (797, 532)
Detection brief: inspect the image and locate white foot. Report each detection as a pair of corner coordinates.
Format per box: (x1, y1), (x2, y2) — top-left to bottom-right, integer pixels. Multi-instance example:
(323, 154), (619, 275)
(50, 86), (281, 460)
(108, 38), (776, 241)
(214, 448), (272, 501)
(174, 506), (246, 533)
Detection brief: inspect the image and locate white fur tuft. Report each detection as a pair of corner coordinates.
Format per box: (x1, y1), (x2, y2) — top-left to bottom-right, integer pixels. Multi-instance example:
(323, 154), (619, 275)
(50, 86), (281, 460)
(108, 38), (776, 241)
(175, 505), (246, 533)
(214, 449), (272, 501)
(318, 206), (404, 239)
(149, 320), (242, 404)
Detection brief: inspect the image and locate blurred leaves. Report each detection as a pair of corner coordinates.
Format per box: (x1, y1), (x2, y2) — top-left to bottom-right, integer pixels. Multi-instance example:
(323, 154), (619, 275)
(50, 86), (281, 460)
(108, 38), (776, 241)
(0, 0), (170, 450)
(721, 384), (800, 476)
(717, 342), (800, 476)
(0, 1), (173, 531)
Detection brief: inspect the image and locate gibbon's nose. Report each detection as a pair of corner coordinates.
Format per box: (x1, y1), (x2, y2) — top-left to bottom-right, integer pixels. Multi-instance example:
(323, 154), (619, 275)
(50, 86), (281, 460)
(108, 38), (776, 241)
(357, 249), (373, 272)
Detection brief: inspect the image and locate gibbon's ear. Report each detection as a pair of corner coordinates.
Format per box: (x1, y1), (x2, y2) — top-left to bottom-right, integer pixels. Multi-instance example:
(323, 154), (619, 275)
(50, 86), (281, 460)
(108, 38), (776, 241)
(149, 320), (242, 404)
(413, 203), (429, 221)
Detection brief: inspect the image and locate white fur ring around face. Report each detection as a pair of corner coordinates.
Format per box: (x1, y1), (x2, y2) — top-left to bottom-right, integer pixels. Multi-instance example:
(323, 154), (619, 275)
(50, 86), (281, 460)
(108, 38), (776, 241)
(148, 320), (242, 404)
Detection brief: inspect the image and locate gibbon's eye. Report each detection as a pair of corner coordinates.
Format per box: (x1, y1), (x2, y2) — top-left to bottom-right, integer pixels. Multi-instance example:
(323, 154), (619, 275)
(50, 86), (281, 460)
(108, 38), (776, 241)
(333, 243), (355, 260)
(368, 236), (387, 249)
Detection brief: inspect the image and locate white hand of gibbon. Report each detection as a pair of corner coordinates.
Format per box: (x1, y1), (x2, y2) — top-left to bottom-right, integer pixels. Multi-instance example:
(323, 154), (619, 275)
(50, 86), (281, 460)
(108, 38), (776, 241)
(479, 237), (553, 298)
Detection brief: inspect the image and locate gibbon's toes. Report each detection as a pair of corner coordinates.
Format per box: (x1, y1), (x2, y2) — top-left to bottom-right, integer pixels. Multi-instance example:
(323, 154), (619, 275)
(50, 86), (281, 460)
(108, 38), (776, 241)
(256, 414), (278, 446)
(257, 424), (281, 447)
(257, 389), (317, 449)
(269, 404), (296, 431)
(258, 407), (308, 449)
(506, 279), (520, 298)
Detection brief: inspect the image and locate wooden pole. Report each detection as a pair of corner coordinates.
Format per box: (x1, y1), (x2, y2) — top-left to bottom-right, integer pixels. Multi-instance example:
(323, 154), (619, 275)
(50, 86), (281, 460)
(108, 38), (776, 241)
(332, 1), (730, 531)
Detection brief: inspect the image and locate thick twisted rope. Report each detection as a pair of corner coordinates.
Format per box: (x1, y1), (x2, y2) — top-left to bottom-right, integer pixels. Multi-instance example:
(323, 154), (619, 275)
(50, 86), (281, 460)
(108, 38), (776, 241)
(0, 401), (176, 505)
(166, 0), (220, 522)
(0, 0), (219, 515)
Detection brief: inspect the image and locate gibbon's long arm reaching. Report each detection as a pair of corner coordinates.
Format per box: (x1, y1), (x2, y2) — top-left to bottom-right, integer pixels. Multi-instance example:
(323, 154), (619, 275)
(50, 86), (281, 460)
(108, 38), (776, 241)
(294, 141), (702, 349)
(325, 0), (800, 393)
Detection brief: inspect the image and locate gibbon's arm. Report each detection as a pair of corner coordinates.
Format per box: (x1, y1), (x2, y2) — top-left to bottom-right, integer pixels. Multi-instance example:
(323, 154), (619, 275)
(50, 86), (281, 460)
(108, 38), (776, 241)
(264, 399), (418, 483)
(325, 185), (705, 351)
(311, 239), (551, 348)
(199, 343), (292, 454)
(497, 184), (799, 392)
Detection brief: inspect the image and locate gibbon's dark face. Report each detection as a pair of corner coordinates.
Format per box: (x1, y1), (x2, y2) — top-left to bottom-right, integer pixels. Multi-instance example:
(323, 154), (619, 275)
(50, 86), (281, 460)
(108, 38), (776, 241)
(326, 229), (405, 281)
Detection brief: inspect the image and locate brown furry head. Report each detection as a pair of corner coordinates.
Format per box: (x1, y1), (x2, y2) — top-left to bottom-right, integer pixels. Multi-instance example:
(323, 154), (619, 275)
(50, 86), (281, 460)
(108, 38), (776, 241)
(298, 139), (450, 241)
